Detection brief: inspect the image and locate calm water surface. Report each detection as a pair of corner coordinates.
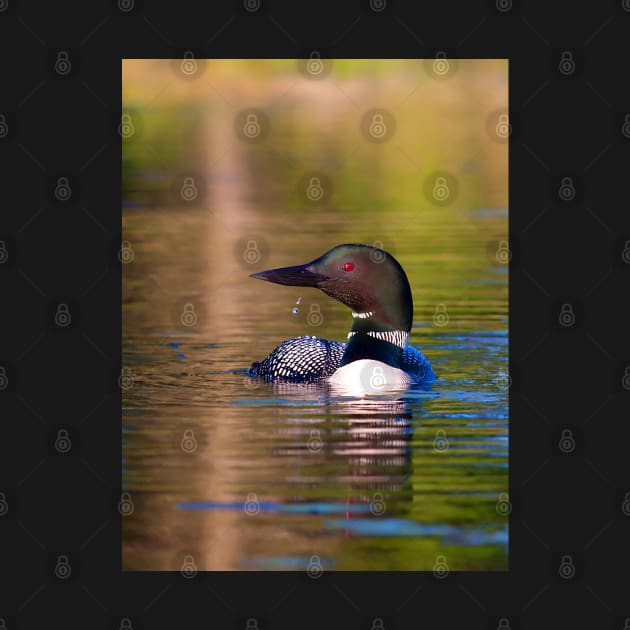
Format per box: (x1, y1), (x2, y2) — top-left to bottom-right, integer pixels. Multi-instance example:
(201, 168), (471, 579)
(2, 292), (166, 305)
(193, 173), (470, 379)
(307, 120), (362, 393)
(122, 62), (508, 571)
(123, 208), (508, 572)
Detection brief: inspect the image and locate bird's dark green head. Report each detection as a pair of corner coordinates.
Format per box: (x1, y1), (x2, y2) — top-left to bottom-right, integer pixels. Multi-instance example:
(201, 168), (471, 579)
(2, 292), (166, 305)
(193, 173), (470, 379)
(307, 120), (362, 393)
(250, 243), (413, 332)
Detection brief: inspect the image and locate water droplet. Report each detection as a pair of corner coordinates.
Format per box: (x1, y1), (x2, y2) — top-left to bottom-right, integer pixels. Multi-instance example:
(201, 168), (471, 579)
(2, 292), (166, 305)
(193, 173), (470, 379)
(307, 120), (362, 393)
(292, 296), (302, 315)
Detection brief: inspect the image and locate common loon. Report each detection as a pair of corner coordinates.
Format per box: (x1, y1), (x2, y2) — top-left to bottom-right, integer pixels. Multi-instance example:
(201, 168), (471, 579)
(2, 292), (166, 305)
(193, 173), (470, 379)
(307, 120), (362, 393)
(248, 244), (435, 388)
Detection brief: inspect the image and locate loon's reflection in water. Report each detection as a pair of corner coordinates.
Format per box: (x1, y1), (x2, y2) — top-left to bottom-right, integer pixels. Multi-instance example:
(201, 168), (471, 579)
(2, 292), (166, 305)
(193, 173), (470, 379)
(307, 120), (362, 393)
(264, 383), (423, 518)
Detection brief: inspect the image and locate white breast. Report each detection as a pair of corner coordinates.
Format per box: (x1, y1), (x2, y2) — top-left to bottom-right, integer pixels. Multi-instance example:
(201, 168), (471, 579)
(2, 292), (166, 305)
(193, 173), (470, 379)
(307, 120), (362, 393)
(327, 359), (412, 396)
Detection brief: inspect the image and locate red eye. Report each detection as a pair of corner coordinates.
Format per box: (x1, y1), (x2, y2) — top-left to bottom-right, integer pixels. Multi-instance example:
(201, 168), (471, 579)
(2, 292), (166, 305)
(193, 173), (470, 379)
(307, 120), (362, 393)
(342, 262), (355, 272)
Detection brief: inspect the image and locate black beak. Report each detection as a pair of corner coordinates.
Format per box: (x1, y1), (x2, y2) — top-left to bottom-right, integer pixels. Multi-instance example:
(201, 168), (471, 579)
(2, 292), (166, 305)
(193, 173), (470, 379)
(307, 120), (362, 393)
(249, 262), (330, 287)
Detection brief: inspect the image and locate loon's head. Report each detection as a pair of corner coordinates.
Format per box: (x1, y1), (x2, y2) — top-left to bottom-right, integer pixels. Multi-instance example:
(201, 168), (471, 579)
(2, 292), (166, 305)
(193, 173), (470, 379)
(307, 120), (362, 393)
(250, 244), (413, 334)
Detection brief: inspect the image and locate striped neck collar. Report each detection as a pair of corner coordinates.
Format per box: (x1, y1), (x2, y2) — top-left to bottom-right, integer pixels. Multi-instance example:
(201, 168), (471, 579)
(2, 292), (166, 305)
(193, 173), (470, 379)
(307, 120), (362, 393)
(347, 329), (408, 349)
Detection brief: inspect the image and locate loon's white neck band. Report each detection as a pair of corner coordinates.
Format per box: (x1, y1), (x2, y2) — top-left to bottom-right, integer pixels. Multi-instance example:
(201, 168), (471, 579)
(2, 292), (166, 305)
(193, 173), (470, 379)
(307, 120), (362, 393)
(347, 329), (409, 349)
(352, 311), (374, 319)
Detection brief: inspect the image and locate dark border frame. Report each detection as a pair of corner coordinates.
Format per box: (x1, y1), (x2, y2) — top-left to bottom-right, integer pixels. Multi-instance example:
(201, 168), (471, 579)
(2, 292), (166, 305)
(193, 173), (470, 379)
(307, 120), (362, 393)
(2, 1), (629, 628)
